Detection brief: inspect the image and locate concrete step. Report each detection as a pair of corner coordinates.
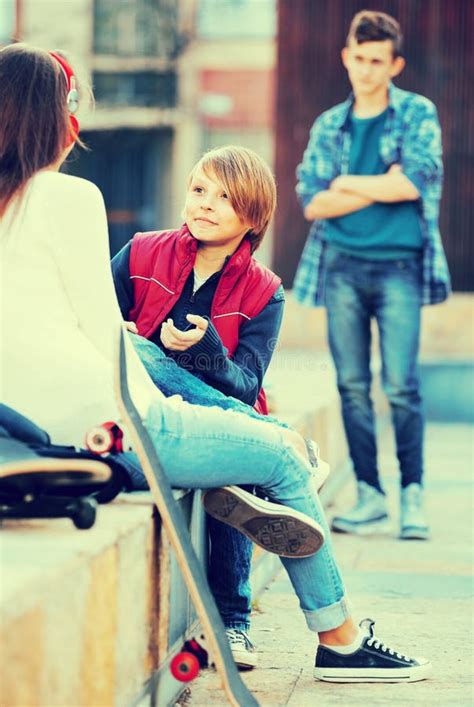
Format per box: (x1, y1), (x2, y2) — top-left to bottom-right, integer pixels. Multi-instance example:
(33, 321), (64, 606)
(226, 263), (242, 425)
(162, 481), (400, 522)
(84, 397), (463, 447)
(0, 491), (192, 707)
(0, 351), (381, 707)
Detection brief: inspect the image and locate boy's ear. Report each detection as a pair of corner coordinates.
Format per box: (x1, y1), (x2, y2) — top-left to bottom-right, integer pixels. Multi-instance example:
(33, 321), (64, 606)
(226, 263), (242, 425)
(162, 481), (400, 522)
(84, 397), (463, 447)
(341, 47), (348, 68)
(390, 55), (405, 78)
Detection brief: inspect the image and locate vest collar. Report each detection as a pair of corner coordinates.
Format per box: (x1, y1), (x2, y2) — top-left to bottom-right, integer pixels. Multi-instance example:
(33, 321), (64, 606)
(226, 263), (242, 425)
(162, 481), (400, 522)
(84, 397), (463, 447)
(175, 223), (198, 263)
(178, 225), (252, 283)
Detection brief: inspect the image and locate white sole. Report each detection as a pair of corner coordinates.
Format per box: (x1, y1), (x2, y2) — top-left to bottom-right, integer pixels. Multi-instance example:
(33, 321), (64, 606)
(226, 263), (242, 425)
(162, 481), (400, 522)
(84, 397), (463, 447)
(331, 517), (392, 536)
(400, 527), (430, 540)
(202, 486), (325, 557)
(230, 650), (258, 670)
(314, 662), (432, 683)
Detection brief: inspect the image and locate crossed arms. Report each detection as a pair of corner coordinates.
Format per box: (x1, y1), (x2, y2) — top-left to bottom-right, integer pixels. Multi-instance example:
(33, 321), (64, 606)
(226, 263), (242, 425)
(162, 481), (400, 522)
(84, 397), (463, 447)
(303, 164), (420, 221)
(298, 98), (442, 222)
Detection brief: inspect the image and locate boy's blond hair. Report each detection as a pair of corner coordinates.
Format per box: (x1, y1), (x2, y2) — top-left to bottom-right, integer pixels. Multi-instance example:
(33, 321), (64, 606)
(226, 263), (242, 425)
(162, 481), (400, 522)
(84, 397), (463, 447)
(188, 145), (277, 252)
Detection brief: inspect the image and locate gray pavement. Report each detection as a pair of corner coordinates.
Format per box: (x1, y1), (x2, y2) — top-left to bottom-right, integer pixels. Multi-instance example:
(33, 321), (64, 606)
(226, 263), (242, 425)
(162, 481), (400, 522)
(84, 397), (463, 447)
(180, 422), (474, 706)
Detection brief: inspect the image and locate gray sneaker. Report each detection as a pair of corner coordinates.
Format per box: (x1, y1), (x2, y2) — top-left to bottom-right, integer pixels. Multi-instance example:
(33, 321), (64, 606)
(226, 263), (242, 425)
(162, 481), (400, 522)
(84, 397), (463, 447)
(331, 481), (390, 535)
(400, 483), (430, 540)
(226, 629), (258, 669)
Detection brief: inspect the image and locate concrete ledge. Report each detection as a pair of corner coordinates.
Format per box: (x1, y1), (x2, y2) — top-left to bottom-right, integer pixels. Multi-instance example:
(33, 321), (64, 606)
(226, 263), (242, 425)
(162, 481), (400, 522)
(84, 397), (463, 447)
(279, 291), (474, 358)
(419, 357), (474, 423)
(267, 349), (387, 471)
(0, 351), (379, 707)
(0, 490), (205, 707)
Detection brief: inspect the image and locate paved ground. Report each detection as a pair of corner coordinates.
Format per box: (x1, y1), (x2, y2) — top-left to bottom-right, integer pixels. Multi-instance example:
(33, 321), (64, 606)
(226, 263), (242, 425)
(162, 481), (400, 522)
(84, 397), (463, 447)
(179, 422), (473, 706)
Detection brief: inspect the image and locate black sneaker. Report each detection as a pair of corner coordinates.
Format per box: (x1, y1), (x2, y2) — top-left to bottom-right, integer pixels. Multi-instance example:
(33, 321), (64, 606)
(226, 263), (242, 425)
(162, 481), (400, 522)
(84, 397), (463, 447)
(314, 619), (432, 683)
(202, 485), (325, 557)
(226, 629), (258, 670)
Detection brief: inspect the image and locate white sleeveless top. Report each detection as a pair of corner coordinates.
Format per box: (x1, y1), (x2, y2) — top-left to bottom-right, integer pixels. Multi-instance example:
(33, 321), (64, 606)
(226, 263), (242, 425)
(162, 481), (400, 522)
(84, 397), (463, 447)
(0, 171), (159, 446)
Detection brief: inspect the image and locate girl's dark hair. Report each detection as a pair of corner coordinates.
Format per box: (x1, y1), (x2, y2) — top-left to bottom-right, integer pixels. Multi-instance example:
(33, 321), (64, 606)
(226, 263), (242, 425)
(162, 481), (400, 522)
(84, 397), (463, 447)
(347, 10), (403, 58)
(0, 43), (73, 214)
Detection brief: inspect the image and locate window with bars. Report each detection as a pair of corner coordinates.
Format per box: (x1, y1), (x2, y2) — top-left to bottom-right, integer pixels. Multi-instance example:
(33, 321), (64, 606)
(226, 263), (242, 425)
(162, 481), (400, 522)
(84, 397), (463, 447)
(197, 0), (276, 38)
(94, 0), (180, 58)
(0, 0), (15, 44)
(93, 70), (177, 107)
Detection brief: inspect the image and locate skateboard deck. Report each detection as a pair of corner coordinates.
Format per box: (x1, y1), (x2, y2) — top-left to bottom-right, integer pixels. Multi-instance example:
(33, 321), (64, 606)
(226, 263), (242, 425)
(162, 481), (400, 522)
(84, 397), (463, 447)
(115, 326), (259, 706)
(0, 436), (112, 529)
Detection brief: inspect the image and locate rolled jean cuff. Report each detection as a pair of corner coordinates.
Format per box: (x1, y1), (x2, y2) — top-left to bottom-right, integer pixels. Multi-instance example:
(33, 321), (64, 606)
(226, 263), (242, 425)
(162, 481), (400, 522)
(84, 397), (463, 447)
(302, 595), (353, 633)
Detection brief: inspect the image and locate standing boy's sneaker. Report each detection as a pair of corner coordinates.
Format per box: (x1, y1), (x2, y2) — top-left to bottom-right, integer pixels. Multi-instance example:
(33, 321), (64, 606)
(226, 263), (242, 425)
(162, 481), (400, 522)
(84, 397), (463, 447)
(226, 629), (258, 669)
(400, 483), (430, 540)
(331, 481), (390, 535)
(202, 485), (325, 557)
(314, 619), (432, 683)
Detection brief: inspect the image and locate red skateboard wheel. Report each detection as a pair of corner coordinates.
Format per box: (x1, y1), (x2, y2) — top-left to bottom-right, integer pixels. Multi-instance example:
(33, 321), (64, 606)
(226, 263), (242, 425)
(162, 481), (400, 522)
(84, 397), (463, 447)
(170, 651), (200, 682)
(85, 422), (123, 454)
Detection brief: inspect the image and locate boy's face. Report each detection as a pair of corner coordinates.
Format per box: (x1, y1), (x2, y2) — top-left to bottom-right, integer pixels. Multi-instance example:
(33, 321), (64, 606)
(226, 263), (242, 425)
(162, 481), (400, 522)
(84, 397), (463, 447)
(184, 167), (253, 250)
(341, 38), (405, 97)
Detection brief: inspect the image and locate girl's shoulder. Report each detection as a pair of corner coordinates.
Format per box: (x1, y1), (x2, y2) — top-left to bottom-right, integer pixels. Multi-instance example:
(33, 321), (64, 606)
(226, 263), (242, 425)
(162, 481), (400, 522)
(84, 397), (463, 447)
(32, 171), (104, 209)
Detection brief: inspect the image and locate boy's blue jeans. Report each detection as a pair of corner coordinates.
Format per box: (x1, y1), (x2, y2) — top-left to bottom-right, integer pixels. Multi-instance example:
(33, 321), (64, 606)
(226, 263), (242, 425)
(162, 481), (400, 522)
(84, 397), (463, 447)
(120, 399), (351, 633)
(325, 249), (424, 492)
(130, 334), (285, 631)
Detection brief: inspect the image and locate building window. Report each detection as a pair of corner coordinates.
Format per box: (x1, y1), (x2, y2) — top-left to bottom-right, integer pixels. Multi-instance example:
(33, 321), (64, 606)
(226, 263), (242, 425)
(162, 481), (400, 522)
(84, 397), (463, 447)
(94, 0), (179, 58)
(197, 0), (276, 38)
(0, 0), (16, 44)
(93, 71), (177, 107)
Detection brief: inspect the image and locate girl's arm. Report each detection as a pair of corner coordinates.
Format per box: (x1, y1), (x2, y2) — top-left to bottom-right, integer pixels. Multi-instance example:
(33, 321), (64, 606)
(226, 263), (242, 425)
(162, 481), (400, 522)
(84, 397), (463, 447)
(49, 175), (160, 412)
(51, 177), (124, 362)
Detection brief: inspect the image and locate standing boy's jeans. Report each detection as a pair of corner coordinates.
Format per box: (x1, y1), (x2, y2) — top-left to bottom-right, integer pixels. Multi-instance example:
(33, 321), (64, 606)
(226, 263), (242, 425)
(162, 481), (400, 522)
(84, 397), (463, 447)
(121, 398), (351, 632)
(130, 334), (286, 631)
(324, 249), (424, 492)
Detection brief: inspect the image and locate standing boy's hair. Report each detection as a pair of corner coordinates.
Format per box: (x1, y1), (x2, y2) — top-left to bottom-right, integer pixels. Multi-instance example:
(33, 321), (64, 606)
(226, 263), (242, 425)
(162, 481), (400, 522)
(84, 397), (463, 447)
(188, 145), (277, 252)
(347, 10), (403, 58)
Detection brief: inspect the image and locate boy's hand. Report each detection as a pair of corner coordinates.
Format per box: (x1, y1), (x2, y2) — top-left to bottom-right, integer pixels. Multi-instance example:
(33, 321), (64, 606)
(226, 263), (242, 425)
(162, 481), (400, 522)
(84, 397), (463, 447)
(160, 315), (208, 351)
(330, 175), (352, 192)
(167, 393), (184, 405)
(387, 163), (402, 174)
(124, 321), (138, 334)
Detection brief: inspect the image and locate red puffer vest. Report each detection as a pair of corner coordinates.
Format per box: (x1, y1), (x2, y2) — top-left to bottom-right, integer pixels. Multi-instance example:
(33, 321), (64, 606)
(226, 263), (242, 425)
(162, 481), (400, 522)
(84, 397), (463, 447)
(129, 225), (281, 414)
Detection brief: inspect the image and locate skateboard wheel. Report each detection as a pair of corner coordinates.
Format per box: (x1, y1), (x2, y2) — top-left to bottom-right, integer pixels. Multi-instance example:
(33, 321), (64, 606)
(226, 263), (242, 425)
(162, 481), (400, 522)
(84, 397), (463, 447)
(85, 421), (123, 454)
(72, 497), (97, 530)
(170, 652), (200, 682)
(85, 426), (114, 454)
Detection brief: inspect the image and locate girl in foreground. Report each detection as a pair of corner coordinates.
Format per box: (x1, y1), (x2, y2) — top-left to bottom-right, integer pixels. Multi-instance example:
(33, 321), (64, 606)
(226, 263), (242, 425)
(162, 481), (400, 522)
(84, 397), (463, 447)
(0, 43), (431, 684)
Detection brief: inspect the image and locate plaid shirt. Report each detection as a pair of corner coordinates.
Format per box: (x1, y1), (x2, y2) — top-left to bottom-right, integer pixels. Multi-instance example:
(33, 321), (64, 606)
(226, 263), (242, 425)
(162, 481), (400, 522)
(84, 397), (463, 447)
(294, 83), (451, 307)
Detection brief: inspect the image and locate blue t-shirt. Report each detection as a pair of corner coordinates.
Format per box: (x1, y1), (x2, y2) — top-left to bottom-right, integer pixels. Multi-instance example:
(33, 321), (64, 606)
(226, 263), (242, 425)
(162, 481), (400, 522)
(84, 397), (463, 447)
(325, 108), (423, 259)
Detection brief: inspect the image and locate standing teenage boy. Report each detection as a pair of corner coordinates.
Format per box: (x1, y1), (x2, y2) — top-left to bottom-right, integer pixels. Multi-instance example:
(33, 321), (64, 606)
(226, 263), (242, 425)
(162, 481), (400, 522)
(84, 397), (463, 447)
(295, 11), (450, 539)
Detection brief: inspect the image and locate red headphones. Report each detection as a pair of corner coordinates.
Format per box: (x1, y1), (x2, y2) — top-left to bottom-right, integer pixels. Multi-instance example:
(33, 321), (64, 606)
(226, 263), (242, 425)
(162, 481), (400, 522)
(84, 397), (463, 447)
(49, 50), (80, 142)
